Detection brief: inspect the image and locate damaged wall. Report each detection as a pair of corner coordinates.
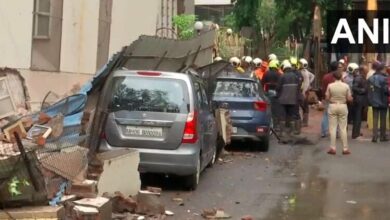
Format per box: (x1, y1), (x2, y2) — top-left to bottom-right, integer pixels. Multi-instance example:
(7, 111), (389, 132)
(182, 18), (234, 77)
(0, 68), (31, 111)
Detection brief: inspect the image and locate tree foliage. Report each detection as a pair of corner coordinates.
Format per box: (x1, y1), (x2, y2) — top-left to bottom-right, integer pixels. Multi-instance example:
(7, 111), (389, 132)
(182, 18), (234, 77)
(228, 0), (353, 43)
(172, 15), (196, 40)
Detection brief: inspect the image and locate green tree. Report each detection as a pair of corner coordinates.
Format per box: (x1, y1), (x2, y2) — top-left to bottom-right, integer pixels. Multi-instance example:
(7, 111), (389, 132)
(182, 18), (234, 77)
(172, 15), (196, 40)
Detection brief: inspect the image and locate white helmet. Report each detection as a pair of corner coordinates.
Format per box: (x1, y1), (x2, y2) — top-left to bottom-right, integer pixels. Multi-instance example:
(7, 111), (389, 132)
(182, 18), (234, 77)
(339, 59), (345, 64)
(347, 63), (359, 73)
(244, 56), (253, 64)
(281, 59), (290, 68)
(252, 58), (262, 67)
(214, 57), (223, 62)
(299, 58), (309, 68)
(268, 54), (277, 61)
(229, 57), (240, 67)
(281, 60), (292, 70)
(226, 28), (233, 35)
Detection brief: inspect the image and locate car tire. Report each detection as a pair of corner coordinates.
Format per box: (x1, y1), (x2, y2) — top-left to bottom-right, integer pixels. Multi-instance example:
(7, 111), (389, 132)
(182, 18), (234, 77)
(184, 155), (201, 191)
(207, 145), (217, 168)
(261, 136), (270, 152)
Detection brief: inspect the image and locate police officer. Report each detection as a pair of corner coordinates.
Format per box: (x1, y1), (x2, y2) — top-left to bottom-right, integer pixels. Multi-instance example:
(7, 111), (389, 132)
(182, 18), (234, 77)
(277, 61), (301, 142)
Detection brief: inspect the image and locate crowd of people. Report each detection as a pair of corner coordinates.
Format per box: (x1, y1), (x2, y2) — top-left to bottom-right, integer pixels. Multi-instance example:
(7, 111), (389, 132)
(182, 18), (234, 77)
(217, 54), (315, 144)
(322, 59), (390, 155)
(215, 54), (390, 155)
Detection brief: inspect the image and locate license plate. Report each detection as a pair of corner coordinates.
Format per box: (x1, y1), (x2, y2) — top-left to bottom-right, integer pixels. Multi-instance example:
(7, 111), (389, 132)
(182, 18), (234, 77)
(232, 127), (238, 134)
(125, 126), (163, 137)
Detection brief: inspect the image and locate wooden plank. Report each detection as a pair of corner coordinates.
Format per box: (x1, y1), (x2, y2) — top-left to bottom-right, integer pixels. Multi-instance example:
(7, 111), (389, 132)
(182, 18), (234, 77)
(0, 206), (64, 219)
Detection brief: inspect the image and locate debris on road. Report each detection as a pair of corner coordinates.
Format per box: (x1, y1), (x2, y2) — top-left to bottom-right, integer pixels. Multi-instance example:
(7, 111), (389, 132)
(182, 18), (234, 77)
(202, 208), (232, 219)
(241, 215), (254, 220)
(172, 197), (184, 206)
(165, 210), (174, 216)
(346, 200), (357, 205)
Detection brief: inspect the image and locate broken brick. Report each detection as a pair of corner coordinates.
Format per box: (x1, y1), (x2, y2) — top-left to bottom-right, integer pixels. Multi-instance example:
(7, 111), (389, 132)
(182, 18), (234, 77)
(69, 180), (98, 198)
(38, 112), (52, 124)
(107, 192), (138, 213)
(146, 187), (162, 194)
(135, 190), (165, 215)
(72, 197), (112, 220)
(241, 215), (254, 220)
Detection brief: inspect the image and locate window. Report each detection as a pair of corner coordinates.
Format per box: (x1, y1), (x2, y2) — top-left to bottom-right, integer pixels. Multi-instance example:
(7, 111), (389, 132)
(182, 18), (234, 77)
(109, 77), (189, 114)
(33, 0), (51, 38)
(0, 77), (17, 119)
(214, 80), (258, 98)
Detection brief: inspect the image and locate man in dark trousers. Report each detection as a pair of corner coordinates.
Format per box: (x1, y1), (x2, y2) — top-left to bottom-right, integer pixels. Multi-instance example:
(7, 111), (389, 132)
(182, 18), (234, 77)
(352, 63), (369, 139)
(262, 60), (282, 131)
(367, 62), (389, 142)
(277, 61), (301, 142)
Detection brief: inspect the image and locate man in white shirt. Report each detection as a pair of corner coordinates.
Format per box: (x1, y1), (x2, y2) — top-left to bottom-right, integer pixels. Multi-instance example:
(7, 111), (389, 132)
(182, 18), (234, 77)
(299, 58), (315, 127)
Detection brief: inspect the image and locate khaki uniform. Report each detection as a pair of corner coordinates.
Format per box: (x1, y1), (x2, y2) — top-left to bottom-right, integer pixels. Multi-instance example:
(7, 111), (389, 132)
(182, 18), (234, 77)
(326, 80), (352, 149)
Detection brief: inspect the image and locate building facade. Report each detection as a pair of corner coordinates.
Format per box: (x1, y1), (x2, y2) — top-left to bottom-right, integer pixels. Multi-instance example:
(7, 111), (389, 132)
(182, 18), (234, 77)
(0, 0), (194, 109)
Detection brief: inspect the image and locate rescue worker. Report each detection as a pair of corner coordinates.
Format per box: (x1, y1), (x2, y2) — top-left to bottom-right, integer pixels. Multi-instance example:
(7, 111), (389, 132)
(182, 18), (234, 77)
(229, 57), (245, 74)
(290, 57), (304, 134)
(344, 63), (359, 124)
(299, 58), (315, 127)
(367, 62), (389, 142)
(276, 61), (301, 142)
(351, 63), (369, 139)
(263, 59), (282, 131)
(268, 54), (278, 62)
(241, 56), (253, 73)
(252, 58), (264, 80)
(214, 57), (223, 62)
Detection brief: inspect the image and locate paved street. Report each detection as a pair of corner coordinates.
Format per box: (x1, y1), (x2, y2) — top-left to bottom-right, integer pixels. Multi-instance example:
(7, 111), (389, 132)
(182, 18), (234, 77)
(141, 111), (390, 220)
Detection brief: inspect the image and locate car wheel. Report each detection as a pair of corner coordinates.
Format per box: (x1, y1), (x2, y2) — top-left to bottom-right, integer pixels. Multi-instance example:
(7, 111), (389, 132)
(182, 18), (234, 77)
(261, 135), (270, 152)
(207, 145), (217, 168)
(185, 155), (200, 190)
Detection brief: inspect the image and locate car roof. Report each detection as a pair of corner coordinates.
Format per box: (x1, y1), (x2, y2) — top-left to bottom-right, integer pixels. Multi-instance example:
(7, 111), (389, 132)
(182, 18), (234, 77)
(112, 69), (193, 81)
(216, 73), (257, 82)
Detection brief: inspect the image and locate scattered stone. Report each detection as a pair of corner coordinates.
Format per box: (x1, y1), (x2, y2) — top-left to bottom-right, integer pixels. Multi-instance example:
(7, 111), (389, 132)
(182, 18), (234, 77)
(147, 186), (162, 195)
(108, 191), (138, 213)
(69, 179), (98, 198)
(172, 197), (184, 206)
(346, 200), (357, 205)
(136, 190), (165, 215)
(241, 215), (254, 220)
(202, 209), (231, 219)
(165, 210), (174, 216)
(72, 197), (112, 220)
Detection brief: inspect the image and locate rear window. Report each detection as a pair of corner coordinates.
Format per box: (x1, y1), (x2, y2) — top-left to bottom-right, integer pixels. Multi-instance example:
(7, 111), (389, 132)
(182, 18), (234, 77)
(214, 80), (259, 97)
(109, 76), (189, 113)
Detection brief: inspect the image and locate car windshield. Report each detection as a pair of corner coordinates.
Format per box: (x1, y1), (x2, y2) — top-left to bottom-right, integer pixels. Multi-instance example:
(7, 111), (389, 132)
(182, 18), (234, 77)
(109, 76), (189, 113)
(213, 80), (258, 97)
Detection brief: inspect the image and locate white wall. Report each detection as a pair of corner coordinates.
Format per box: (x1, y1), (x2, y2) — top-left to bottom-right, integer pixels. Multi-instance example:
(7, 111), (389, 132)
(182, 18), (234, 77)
(0, 0), (33, 69)
(109, 0), (160, 56)
(195, 0), (231, 5)
(60, 0), (99, 74)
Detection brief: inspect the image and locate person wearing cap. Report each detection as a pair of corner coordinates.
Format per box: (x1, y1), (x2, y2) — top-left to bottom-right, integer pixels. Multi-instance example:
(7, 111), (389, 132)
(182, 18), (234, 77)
(263, 59), (282, 131)
(243, 56), (253, 73)
(229, 57), (245, 74)
(290, 57), (304, 134)
(351, 63), (369, 139)
(299, 58), (315, 127)
(367, 62), (389, 142)
(252, 58), (264, 80)
(326, 70), (353, 155)
(345, 63), (359, 124)
(276, 61), (301, 142)
(214, 57), (223, 62)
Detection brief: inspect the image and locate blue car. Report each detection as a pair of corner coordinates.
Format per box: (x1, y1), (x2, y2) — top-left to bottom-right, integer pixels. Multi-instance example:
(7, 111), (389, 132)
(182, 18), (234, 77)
(212, 74), (271, 151)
